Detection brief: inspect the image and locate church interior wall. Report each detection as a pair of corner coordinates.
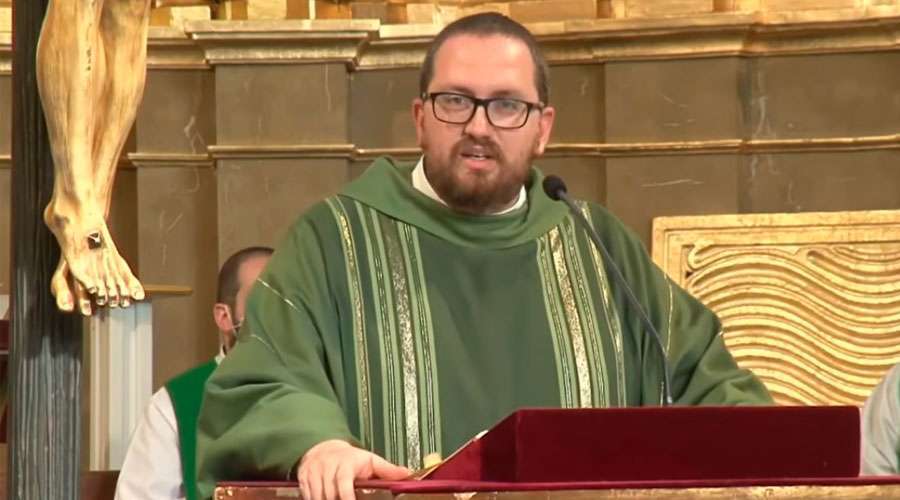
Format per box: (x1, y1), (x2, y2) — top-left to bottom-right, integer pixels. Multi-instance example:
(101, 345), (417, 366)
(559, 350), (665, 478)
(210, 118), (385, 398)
(216, 158), (350, 262)
(132, 67), (221, 386)
(737, 150), (900, 213)
(350, 68), (421, 149)
(1, 4), (899, 389)
(135, 164), (219, 387)
(606, 154), (743, 244)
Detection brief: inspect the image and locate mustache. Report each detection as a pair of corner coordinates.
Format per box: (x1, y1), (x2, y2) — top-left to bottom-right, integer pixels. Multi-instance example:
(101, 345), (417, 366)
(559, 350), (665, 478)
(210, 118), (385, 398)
(452, 139), (502, 160)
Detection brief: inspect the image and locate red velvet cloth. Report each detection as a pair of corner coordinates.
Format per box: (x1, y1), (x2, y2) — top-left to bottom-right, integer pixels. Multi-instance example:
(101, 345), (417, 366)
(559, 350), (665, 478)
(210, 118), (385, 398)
(220, 406), (865, 494)
(426, 407), (860, 482)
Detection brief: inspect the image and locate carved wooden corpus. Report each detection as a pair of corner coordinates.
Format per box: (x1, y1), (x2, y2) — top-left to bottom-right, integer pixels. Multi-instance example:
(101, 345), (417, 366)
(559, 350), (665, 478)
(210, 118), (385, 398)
(35, 0), (151, 316)
(653, 210), (900, 406)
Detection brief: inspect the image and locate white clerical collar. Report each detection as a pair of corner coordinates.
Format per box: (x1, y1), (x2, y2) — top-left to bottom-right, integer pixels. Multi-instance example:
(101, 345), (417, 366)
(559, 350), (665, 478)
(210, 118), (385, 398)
(412, 157), (527, 215)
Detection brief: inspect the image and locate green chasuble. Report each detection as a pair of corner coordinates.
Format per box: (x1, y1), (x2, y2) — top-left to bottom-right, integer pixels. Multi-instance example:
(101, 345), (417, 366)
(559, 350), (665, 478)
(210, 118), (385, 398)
(196, 157), (772, 499)
(166, 360), (218, 500)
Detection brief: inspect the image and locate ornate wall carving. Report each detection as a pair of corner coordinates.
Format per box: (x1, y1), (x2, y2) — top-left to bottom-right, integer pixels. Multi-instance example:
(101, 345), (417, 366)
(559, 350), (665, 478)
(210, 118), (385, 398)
(653, 211), (900, 406)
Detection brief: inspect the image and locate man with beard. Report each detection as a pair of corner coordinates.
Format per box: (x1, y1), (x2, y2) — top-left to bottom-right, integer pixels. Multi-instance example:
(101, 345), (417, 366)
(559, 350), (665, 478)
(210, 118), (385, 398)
(196, 12), (772, 500)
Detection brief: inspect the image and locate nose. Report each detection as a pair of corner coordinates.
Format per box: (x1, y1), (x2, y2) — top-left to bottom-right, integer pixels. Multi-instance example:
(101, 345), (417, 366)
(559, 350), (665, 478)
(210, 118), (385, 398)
(463, 103), (492, 139)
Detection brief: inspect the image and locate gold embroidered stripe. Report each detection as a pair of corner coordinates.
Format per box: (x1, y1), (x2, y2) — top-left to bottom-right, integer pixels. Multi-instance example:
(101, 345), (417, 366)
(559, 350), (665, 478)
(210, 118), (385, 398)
(356, 203), (402, 463)
(581, 204), (628, 406)
(325, 198), (373, 447)
(561, 218), (610, 407)
(549, 226), (593, 408)
(378, 215), (422, 470)
(538, 231), (577, 407)
(400, 224), (441, 458)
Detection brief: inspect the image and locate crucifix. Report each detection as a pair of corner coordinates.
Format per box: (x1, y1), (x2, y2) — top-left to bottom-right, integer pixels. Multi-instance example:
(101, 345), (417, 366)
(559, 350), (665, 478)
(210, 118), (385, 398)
(10, 0), (152, 498)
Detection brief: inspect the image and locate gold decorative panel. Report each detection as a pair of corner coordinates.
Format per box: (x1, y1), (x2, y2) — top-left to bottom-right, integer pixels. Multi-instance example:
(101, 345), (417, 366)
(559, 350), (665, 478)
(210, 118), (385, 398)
(652, 211), (900, 406)
(0, 6), (9, 33)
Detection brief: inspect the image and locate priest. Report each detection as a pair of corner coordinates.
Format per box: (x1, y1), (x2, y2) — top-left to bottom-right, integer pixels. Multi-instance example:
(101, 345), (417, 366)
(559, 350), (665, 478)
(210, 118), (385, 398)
(196, 12), (772, 500)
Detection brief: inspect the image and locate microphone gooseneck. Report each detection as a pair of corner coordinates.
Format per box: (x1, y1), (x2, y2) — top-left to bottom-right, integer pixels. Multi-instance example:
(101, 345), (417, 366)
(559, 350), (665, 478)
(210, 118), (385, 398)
(542, 175), (674, 406)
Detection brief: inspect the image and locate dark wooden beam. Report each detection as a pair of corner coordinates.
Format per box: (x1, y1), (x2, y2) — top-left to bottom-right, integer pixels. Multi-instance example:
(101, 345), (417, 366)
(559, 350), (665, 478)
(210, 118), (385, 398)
(9, 1), (84, 498)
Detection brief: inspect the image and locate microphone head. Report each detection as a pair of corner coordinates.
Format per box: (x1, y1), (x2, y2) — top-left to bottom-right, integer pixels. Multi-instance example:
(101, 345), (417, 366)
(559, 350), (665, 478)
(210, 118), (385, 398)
(542, 175), (568, 201)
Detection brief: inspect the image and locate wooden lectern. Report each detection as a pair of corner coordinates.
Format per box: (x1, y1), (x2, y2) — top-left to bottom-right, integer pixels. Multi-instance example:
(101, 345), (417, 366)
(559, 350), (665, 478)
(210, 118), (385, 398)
(214, 407), (900, 499)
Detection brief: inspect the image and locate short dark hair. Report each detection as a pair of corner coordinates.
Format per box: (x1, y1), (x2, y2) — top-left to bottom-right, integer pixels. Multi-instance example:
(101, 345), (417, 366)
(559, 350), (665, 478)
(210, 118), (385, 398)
(419, 12), (550, 104)
(216, 246), (274, 311)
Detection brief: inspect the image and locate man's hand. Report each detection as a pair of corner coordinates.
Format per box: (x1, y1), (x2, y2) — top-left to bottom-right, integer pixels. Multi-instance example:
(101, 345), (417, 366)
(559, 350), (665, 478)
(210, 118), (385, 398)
(297, 439), (410, 500)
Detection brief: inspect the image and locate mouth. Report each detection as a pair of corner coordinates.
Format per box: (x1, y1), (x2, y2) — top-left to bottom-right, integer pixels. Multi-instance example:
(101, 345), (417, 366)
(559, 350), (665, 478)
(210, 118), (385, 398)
(460, 153), (496, 174)
(460, 147), (498, 168)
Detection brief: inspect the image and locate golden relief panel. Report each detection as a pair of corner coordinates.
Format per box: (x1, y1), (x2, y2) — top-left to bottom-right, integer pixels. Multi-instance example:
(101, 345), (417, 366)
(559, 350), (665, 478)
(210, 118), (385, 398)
(652, 211), (900, 406)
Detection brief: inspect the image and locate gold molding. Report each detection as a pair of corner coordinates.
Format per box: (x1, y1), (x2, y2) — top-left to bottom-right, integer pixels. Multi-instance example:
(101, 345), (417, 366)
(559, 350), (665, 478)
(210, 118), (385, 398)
(377, 23), (442, 40)
(0, 133), (892, 168)
(547, 134), (900, 157)
(357, 38), (431, 70)
(5, 9), (898, 72)
(141, 10), (900, 69)
(742, 134), (900, 154)
(358, 9), (900, 68)
(143, 284), (193, 297)
(356, 24), (439, 69)
(525, 12), (900, 64)
(127, 152), (215, 168)
(148, 26), (210, 69)
(0, 32), (10, 75)
(355, 147), (421, 160)
(162, 133), (900, 164)
(208, 144), (356, 159)
(184, 20), (380, 65)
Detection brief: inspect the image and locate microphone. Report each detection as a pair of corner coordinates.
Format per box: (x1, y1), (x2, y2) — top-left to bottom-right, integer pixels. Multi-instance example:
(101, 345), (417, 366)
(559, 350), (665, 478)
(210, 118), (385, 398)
(542, 175), (674, 406)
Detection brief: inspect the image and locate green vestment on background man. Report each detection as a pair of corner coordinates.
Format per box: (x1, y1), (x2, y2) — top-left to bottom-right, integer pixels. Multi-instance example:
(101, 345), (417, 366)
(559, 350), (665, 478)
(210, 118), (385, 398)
(196, 157), (772, 499)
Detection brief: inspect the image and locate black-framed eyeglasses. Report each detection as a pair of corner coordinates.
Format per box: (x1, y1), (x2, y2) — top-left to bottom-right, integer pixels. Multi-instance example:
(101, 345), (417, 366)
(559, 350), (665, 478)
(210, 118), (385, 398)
(422, 92), (544, 130)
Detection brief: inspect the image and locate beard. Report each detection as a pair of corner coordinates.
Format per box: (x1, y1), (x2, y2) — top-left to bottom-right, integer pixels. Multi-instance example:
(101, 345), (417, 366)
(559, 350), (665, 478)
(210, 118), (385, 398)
(423, 138), (535, 215)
